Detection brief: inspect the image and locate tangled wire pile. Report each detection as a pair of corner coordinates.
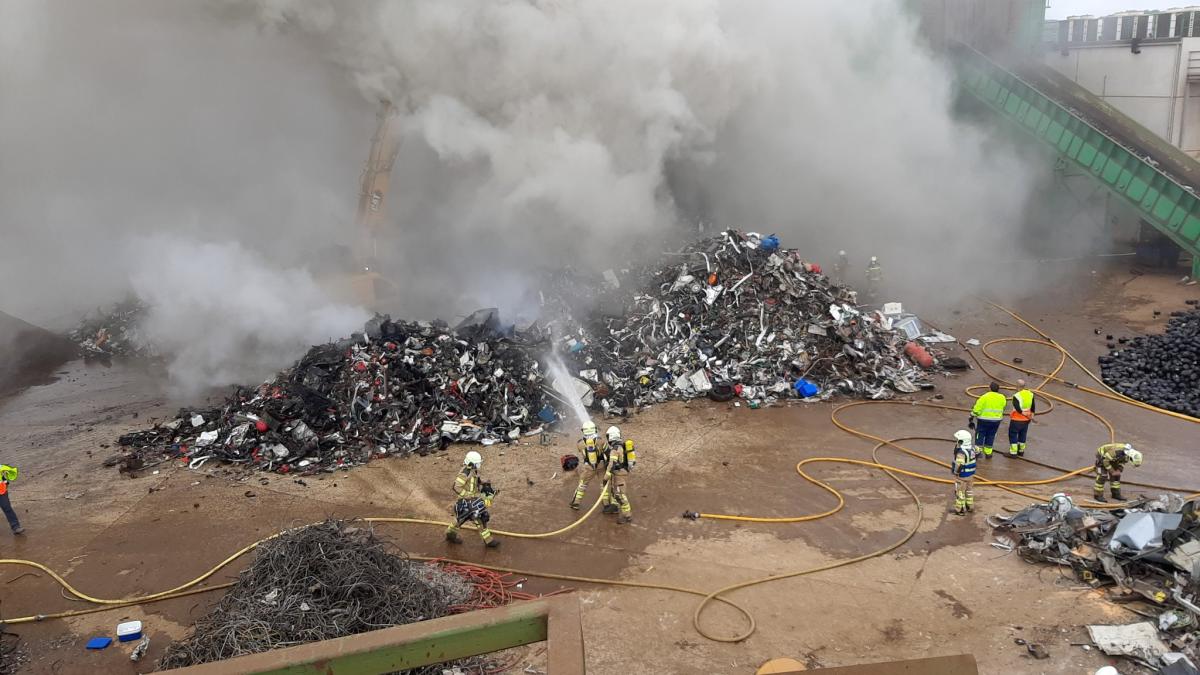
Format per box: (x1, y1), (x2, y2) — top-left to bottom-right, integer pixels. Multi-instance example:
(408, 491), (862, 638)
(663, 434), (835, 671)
(0, 631), (23, 675)
(1100, 306), (1200, 417)
(115, 315), (553, 475)
(158, 520), (496, 673)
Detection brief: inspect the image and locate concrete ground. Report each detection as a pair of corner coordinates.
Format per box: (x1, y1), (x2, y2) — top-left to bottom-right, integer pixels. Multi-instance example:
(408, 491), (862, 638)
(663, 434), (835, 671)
(0, 262), (1197, 675)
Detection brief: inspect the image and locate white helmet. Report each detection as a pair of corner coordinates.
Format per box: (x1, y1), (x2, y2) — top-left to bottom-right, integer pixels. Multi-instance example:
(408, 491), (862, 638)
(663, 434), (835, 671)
(1123, 445), (1142, 466)
(463, 451), (482, 468)
(870, 256), (878, 263)
(953, 430), (973, 444)
(606, 426), (622, 441)
(581, 421), (597, 439)
(838, 250), (846, 256)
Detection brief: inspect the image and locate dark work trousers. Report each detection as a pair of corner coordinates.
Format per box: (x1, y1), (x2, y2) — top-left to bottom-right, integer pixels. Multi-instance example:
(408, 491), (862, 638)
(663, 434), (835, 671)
(0, 492), (20, 532)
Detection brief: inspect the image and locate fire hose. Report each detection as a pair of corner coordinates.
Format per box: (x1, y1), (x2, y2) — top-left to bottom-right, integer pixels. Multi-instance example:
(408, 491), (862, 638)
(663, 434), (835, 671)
(1, 302), (1198, 646)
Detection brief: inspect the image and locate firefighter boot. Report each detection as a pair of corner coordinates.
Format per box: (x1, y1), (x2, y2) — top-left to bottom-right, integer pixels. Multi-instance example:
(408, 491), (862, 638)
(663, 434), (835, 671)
(569, 498), (581, 511)
(1093, 489), (1107, 503)
(445, 528), (463, 544)
(486, 539), (501, 549)
(602, 504), (619, 514)
(1111, 487), (1124, 502)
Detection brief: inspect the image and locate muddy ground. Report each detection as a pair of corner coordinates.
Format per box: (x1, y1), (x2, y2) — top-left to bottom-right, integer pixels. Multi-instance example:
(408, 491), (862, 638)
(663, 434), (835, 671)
(0, 262), (1197, 675)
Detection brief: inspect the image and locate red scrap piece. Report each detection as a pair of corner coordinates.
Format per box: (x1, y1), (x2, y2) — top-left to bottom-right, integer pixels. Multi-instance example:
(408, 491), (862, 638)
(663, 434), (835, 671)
(254, 420), (268, 433)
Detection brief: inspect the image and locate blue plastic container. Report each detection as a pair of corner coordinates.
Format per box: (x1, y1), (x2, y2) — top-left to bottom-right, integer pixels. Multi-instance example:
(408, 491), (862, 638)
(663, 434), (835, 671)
(794, 379), (819, 398)
(760, 234), (780, 252)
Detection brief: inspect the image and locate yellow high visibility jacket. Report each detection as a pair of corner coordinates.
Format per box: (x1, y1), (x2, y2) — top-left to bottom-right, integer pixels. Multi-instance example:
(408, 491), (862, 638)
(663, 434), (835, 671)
(971, 391), (1007, 421)
(452, 467), (492, 506)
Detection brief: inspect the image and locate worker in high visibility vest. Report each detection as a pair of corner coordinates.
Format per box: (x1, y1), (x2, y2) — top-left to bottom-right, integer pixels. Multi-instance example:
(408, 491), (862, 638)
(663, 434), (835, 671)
(0, 464), (24, 534)
(969, 381), (1007, 458)
(950, 430), (977, 515)
(1007, 379), (1036, 457)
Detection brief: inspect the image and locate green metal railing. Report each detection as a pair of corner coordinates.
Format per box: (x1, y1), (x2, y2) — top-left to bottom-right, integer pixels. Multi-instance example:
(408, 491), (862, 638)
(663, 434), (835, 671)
(956, 45), (1200, 278)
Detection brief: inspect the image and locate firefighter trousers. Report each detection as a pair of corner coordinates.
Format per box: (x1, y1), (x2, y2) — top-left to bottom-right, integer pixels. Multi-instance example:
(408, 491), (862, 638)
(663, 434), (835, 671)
(572, 462), (610, 507)
(953, 476), (974, 513)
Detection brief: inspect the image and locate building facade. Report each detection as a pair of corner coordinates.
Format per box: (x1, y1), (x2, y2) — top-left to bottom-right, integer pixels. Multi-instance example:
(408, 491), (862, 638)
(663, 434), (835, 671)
(1045, 9), (1200, 158)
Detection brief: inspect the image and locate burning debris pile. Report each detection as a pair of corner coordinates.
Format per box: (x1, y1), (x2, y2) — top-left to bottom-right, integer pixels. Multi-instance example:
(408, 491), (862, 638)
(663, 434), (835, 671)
(68, 298), (152, 357)
(159, 520), (496, 672)
(1100, 307), (1200, 418)
(115, 315), (552, 474)
(993, 494), (1200, 670)
(555, 230), (932, 409)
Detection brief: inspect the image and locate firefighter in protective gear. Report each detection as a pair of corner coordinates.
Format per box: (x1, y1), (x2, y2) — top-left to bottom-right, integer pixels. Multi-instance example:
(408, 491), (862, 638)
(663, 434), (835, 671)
(605, 426), (637, 524)
(865, 256), (882, 299)
(1094, 443), (1141, 502)
(970, 381), (1007, 458)
(446, 451), (500, 548)
(570, 421), (614, 512)
(1007, 379), (1036, 457)
(951, 430), (977, 515)
(833, 250), (848, 283)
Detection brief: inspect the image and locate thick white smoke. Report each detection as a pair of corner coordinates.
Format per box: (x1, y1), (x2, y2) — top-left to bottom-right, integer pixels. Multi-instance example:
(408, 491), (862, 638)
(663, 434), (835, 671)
(0, 0), (1044, 393)
(129, 236), (367, 393)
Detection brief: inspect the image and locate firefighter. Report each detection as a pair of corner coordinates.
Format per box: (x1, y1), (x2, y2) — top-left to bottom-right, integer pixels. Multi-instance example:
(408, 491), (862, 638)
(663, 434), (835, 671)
(570, 421), (615, 512)
(445, 451), (500, 548)
(1094, 443), (1142, 503)
(833, 250), (848, 283)
(969, 381), (1007, 458)
(1007, 379), (1036, 457)
(865, 256), (882, 300)
(605, 426), (637, 524)
(950, 430), (977, 515)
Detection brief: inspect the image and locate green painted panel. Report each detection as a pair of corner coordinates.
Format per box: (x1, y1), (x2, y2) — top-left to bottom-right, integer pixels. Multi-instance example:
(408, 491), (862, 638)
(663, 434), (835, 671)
(1169, 206), (1187, 230)
(1183, 215), (1200, 241)
(1128, 177), (1148, 202)
(1101, 160), (1122, 184)
(1077, 144), (1096, 166)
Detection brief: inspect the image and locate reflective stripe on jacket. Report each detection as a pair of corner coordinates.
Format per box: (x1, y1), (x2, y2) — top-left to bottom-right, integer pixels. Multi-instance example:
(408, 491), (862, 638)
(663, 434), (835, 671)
(953, 444), (977, 478)
(972, 391), (1007, 421)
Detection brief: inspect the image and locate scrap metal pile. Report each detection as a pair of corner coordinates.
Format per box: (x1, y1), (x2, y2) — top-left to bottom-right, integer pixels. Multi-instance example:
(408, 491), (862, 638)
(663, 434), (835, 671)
(1100, 306), (1200, 418)
(114, 314), (552, 474)
(992, 494), (1200, 669)
(554, 230), (931, 409)
(68, 298), (152, 357)
(158, 520), (503, 673)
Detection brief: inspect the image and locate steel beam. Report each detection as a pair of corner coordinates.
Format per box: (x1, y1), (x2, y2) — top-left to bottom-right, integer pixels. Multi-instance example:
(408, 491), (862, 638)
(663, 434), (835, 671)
(162, 595), (585, 675)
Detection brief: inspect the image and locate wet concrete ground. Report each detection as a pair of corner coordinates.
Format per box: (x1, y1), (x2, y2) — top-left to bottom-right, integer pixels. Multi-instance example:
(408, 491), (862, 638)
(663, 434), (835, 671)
(0, 263), (1196, 674)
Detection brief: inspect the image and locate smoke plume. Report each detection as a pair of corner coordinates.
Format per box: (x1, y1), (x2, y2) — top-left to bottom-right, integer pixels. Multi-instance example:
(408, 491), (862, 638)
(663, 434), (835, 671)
(0, 0), (1044, 393)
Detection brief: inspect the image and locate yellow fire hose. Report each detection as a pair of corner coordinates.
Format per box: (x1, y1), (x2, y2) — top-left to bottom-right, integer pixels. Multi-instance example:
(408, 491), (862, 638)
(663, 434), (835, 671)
(1, 302), (1197, 645)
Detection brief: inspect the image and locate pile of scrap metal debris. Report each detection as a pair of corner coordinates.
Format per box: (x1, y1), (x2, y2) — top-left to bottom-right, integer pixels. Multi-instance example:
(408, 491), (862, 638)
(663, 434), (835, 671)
(159, 520), (501, 673)
(112, 314), (554, 475)
(110, 230), (944, 475)
(67, 297), (153, 357)
(992, 494), (1200, 671)
(1100, 306), (1200, 418)
(552, 229), (935, 410)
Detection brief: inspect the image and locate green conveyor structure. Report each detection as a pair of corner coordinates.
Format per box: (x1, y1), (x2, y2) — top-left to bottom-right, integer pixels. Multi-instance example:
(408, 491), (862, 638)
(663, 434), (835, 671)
(955, 43), (1200, 278)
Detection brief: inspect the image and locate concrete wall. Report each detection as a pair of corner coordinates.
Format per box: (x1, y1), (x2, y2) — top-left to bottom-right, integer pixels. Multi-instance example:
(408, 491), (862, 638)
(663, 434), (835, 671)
(1046, 42), (1180, 140)
(1044, 37), (1200, 159)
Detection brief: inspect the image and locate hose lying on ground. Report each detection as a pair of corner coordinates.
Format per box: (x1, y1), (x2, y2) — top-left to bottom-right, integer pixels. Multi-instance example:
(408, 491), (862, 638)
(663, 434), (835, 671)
(1, 302), (1197, 644)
